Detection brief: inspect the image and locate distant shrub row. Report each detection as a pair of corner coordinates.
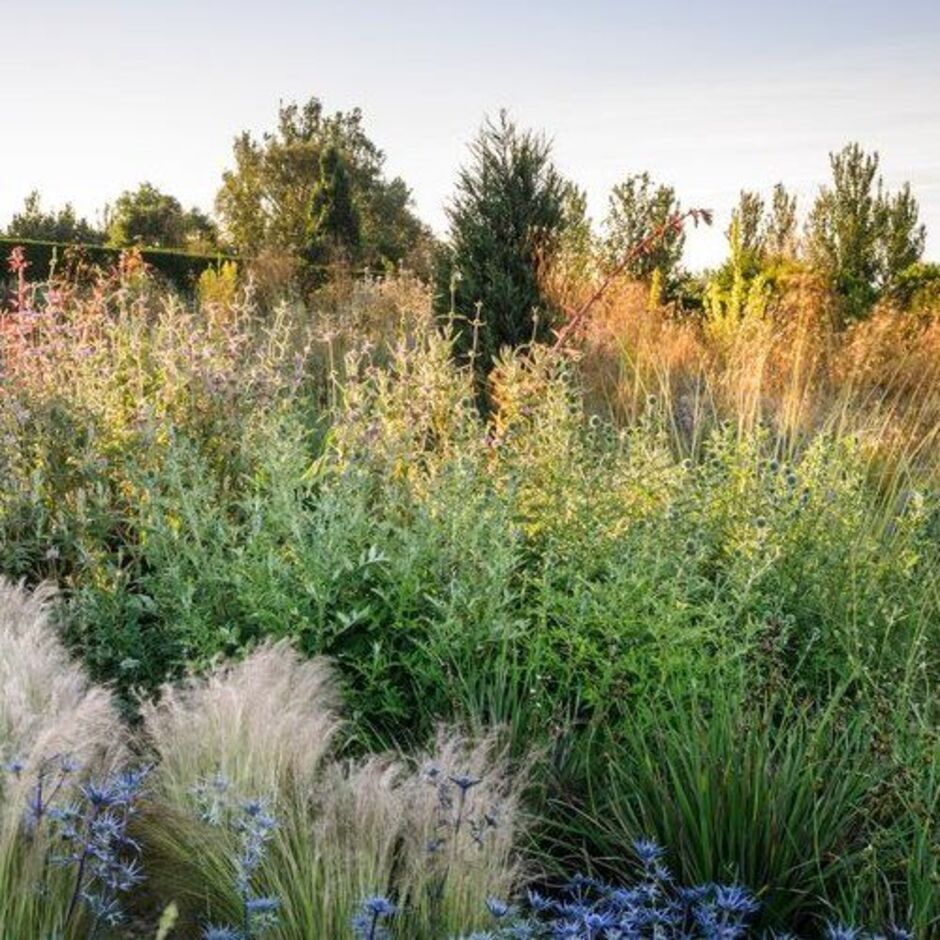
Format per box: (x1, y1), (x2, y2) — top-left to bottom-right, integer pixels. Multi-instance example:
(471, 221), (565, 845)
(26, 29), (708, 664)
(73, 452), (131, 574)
(0, 236), (235, 293)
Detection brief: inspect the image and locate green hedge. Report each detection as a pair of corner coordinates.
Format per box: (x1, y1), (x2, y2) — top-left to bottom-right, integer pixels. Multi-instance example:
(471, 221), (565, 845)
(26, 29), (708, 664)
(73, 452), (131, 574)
(0, 237), (235, 293)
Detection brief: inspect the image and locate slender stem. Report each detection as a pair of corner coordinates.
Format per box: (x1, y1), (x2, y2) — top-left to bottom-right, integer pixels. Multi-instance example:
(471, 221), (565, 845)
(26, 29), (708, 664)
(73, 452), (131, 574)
(65, 805), (100, 926)
(550, 208), (709, 354)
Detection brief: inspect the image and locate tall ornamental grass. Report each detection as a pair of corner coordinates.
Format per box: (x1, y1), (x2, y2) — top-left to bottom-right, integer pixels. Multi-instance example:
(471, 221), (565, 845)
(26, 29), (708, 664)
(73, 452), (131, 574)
(140, 642), (527, 939)
(0, 579), (126, 938)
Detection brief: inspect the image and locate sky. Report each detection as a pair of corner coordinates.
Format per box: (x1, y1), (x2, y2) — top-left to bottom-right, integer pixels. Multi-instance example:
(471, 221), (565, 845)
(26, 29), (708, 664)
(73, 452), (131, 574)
(2, 0), (939, 269)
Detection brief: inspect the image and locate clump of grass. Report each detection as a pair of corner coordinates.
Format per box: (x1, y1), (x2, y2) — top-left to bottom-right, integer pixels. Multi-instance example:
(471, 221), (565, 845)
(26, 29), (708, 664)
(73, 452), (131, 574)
(547, 681), (881, 932)
(141, 640), (342, 798)
(139, 642), (528, 939)
(0, 579), (126, 937)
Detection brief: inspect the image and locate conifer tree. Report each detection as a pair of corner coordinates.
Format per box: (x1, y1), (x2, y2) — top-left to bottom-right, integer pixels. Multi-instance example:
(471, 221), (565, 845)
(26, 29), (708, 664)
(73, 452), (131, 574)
(434, 111), (569, 375)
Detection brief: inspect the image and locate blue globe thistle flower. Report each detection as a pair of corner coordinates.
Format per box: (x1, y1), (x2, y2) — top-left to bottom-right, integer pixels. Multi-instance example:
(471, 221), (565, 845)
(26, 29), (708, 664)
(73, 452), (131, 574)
(361, 895), (397, 918)
(245, 896), (280, 915)
(202, 926), (242, 940)
(713, 884), (759, 917)
(485, 896), (511, 919)
(526, 889), (557, 913)
(449, 773), (482, 794)
(632, 837), (665, 868)
(825, 926), (860, 940)
(352, 894), (397, 940)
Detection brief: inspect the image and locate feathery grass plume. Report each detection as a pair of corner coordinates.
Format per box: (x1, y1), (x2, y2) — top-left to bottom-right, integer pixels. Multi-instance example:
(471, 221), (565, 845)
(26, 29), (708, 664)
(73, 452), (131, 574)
(142, 639), (341, 799)
(139, 641), (342, 930)
(140, 642), (528, 938)
(0, 579), (126, 938)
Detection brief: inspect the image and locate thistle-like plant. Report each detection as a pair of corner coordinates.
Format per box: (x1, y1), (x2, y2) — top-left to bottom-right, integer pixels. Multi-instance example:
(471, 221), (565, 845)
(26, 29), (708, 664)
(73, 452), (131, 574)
(195, 777), (280, 940)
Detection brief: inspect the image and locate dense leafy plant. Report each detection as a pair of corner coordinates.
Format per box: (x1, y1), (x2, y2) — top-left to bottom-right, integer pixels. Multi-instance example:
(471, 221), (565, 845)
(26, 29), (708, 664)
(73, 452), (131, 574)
(107, 181), (219, 251)
(216, 97), (432, 274)
(604, 171), (685, 292)
(434, 110), (571, 375)
(806, 143), (926, 320)
(5, 190), (105, 244)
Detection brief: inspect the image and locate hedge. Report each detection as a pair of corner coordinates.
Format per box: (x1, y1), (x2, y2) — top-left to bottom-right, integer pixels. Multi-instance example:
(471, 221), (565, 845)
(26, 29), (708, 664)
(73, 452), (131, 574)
(0, 237), (236, 294)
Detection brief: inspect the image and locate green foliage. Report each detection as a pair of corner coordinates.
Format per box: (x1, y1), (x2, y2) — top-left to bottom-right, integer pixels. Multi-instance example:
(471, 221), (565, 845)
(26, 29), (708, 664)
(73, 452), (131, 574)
(0, 237), (232, 293)
(892, 261), (940, 309)
(727, 189), (765, 257)
(434, 111), (570, 375)
(549, 683), (881, 931)
(806, 143), (926, 321)
(604, 171), (685, 289)
(107, 181), (218, 250)
(5, 190), (104, 244)
(307, 144), (361, 273)
(1, 274), (939, 931)
(763, 182), (799, 258)
(216, 97), (432, 274)
(197, 259), (240, 308)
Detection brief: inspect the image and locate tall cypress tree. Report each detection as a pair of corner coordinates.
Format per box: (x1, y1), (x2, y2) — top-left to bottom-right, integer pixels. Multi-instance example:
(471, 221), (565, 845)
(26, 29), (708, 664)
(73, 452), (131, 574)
(435, 111), (569, 375)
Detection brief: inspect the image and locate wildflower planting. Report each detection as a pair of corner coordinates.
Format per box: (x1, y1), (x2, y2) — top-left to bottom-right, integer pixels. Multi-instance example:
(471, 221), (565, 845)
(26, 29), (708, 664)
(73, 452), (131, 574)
(2, 120), (940, 936)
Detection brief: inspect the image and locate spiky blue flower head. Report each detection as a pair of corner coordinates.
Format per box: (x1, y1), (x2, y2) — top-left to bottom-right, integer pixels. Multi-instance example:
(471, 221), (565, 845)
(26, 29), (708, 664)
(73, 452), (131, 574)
(449, 773), (482, 794)
(713, 884), (759, 917)
(202, 926), (241, 940)
(676, 883), (711, 905)
(4, 757), (25, 775)
(361, 895), (397, 918)
(82, 892), (125, 926)
(582, 909), (617, 931)
(527, 889), (557, 914)
(551, 920), (584, 940)
(111, 766), (150, 801)
(825, 925), (860, 940)
(505, 925), (538, 940)
(632, 838), (664, 868)
(550, 921), (582, 939)
(886, 927), (914, 940)
(245, 896), (280, 915)
(60, 755), (81, 774)
(486, 896), (511, 919)
(81, 780), (118, 809)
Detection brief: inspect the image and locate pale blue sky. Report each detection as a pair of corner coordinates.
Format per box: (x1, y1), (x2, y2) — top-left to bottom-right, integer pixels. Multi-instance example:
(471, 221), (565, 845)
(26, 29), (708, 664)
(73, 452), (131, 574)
(2, 0), (938, 267)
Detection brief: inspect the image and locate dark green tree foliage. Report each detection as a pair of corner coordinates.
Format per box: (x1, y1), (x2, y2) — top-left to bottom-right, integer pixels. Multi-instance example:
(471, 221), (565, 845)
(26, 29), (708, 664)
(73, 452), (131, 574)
(0, 237), (227, 294)
(6, 191), (104, 244)
(307, 144), (361, 270)
(216, 97), (431, 272)
(434, 111), (569, 373)
(806, 143), (925, 319)
(604, 172), (685, 287)
(108, 182), (218, 250)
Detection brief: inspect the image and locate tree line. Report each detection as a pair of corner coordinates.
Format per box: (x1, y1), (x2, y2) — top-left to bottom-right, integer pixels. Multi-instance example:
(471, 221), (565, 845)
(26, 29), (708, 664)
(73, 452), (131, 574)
(4, 97), (935, 358)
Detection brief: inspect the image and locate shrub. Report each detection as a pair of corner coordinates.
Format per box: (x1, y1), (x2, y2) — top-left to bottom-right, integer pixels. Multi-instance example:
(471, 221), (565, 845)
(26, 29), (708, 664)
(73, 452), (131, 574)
(0, 236), (233, 295)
